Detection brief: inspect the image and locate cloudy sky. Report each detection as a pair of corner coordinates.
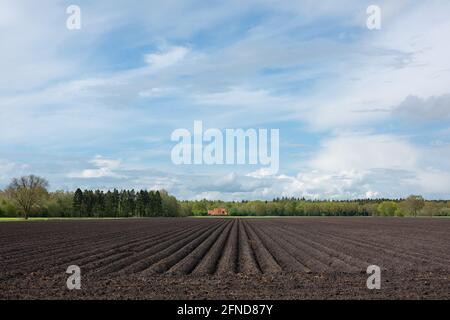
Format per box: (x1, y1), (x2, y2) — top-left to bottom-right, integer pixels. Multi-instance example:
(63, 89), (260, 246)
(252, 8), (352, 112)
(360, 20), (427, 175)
(1, 0), (450, 200)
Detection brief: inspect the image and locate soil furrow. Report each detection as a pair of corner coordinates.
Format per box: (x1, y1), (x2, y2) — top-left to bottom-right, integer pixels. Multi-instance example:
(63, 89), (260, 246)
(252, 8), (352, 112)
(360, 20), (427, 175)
(191, 219), (235, 275)
(142, 221), (228, 275)
(242, 220), (281, 274)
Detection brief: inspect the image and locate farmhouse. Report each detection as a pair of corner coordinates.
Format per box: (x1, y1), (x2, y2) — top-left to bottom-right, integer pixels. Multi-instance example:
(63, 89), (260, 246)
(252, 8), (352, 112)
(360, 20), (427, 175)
(208, 208), (229, 216)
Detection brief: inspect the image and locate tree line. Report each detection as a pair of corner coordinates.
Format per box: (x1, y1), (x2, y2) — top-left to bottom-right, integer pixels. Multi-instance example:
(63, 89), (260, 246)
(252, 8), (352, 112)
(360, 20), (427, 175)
(1, 175), (449, 218)
(181, 196), (450, 217)
(0, 175), (187, 218)
(72, 188), (165, 217)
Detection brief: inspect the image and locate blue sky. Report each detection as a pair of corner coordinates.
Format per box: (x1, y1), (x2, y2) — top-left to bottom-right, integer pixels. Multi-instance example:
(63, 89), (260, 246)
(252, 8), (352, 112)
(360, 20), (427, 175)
(1, 0), (450, 200)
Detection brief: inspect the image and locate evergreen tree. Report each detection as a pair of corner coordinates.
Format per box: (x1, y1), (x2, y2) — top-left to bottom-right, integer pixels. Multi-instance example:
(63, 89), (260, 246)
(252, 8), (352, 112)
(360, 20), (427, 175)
(73, 188), (83, 217)
(112, 189), (120, 217)
(154, 190), (163, 216)
(104, 190), (114, 217)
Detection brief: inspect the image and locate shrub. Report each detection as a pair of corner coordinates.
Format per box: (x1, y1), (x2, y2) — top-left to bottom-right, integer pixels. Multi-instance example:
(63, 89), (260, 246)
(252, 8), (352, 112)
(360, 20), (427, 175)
(377, 201), (398, 217)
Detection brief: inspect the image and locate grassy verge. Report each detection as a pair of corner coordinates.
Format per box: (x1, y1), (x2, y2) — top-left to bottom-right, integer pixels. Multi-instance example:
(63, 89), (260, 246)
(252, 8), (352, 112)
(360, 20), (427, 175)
(0, 217), (128, 222)
(1, 215), (448, 222)
(189, 215), (369, 218)
(189, 215), (450, 219)
(0, 217), (51, 222)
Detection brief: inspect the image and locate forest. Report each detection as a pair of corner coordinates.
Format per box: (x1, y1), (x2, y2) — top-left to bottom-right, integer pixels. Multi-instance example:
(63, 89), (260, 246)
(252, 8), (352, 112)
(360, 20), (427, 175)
(1, 175), (449, 218)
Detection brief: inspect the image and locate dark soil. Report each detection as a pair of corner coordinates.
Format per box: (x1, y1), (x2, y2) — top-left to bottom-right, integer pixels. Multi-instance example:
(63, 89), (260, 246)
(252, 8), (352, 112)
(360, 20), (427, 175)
(0, 217), (449, 299)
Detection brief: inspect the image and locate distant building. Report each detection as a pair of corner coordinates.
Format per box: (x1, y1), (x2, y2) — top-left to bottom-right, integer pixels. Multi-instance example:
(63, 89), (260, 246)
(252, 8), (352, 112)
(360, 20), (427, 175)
(207, 208), (229, 216)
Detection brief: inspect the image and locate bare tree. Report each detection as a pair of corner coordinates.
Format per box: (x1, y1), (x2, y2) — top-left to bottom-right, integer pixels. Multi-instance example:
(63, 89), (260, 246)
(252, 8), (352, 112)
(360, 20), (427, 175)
(6, 175), (49, 220)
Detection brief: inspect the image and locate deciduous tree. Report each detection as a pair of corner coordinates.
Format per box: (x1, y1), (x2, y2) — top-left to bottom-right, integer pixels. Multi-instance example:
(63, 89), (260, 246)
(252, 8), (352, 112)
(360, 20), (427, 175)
(404, 195), (425, 217)
(6, 175), (49, 219)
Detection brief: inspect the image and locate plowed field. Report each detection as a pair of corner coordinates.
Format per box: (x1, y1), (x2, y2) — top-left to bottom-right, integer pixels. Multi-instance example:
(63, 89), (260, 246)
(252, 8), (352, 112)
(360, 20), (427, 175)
(0, 217), (449, 299)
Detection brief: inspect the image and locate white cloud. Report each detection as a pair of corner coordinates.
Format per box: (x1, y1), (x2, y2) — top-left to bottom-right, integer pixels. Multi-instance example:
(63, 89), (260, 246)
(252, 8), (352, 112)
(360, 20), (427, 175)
(246, 167), (276, 179)
(414, 170), (450, 194)
(182, 133), (450, 200)
(68, 156), (125, 179)
(310, 133), (418, 172)
(394, 94), (450, 122)
(300, 1), (450, 131)
(192, 87), (293, 108)
(139, 87), (175, 98)
(144, 46), (189, 71)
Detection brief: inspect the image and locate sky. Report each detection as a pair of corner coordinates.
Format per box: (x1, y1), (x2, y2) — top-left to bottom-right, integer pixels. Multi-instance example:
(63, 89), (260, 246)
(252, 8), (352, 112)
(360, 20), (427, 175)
(1, 0), (450, 200)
